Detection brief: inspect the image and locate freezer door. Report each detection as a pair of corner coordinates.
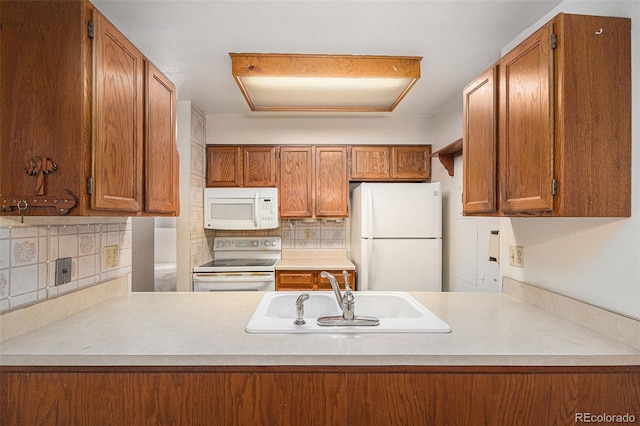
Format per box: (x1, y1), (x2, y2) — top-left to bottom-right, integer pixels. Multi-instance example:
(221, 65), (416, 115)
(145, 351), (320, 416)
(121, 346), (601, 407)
(360, 238), (442, 291)
(366, 183), (442, 238)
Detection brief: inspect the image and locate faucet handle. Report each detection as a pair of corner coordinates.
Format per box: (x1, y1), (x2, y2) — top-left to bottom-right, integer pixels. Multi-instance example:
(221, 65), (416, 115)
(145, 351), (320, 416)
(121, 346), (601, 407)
(342, 270), (352, 291)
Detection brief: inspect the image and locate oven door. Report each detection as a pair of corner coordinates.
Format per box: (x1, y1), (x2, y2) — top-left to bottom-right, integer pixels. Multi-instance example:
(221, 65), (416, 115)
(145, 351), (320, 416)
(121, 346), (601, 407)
(192, 272), (275, 291)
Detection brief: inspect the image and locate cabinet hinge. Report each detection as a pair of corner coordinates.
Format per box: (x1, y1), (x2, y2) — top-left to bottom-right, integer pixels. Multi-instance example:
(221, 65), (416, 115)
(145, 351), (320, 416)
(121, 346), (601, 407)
(86, 177), (94, 195)
(551, 179), (557, 196)
(551, 33), (557, 49)
(88, 21), (94, 39)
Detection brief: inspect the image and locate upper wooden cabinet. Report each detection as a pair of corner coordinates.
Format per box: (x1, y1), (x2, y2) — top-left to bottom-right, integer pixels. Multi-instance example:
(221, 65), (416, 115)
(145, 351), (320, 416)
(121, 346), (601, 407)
(243, 146), (278, 187)
(206, 145), (277, 187)
(315, 146), (349, 217)
(145, 62), (179, 214)
(463, 67), (497, 214)
(0, 1), (179, 217)
(349, 146), (431, 181)
(463, 13), (631, 217)
(92, 9), (145, 212)
(279, 146), (349, 219)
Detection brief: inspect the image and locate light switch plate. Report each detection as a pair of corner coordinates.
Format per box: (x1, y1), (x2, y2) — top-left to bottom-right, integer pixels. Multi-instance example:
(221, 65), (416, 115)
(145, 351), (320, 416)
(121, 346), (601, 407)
(55, 257), (72, 285)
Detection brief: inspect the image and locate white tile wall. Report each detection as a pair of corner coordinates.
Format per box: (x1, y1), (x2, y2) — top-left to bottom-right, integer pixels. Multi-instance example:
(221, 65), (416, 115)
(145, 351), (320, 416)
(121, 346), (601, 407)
(0, 219), (131, 313)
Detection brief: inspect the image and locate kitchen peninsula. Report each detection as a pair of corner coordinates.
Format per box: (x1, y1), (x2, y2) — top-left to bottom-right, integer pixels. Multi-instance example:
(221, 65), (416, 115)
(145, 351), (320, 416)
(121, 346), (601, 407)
(1, 277), (639, 424)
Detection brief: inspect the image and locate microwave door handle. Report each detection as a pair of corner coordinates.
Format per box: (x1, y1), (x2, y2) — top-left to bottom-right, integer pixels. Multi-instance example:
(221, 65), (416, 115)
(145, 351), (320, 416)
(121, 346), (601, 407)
(254, 193), (260, 228)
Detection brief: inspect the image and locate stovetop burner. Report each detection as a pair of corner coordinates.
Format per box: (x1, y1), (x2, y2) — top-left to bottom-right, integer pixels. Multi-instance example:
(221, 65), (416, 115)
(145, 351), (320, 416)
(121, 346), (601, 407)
(196, 258), (278, 269)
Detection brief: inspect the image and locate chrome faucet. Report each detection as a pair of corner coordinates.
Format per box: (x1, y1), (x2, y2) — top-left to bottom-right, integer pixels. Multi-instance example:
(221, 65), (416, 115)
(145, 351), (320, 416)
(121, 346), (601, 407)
(320, 271), (354, 321)
(317, 271), (379, 327)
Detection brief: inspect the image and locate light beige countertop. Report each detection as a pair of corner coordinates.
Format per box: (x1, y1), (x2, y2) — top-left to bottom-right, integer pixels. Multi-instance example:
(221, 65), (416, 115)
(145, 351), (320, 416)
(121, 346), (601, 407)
(275, 249), (355, 270)
(1, 286), (639, 367)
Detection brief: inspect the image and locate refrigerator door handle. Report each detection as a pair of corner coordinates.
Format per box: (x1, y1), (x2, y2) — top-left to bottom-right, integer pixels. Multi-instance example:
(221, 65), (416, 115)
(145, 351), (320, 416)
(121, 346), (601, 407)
(367, 190), (374, 238)
(365, 238), (373, 291)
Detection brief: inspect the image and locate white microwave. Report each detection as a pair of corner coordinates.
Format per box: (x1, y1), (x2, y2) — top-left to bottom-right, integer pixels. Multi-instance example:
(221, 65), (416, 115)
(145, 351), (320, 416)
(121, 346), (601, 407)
(204, 187), (279, 230)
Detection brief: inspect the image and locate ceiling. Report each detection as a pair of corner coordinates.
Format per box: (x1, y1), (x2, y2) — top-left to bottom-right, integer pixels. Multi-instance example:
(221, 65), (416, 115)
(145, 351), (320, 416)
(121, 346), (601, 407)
(93, 0), (561, 117)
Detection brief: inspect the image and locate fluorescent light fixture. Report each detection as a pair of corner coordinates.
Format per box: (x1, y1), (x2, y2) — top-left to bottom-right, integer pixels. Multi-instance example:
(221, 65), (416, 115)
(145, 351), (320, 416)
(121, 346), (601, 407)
(230, 53), (422, 112)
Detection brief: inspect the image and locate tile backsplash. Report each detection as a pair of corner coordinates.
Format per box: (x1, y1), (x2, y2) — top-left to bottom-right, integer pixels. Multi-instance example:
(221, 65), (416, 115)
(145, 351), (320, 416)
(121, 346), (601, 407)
(0, 219), (131, 313)
(216, 219), (347, 249)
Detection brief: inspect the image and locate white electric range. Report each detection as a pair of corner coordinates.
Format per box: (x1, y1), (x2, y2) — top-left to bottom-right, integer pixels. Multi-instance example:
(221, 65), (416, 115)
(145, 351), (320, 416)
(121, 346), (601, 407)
(192, 237), (281, 291)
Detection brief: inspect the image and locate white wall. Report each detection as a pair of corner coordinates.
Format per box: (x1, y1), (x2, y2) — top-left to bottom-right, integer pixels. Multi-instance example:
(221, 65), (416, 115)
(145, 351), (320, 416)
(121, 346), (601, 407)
(207, 114), (431, 146)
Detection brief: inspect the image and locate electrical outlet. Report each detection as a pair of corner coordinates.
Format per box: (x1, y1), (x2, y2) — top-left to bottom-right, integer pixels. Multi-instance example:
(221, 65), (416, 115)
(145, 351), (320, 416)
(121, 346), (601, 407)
(55, 257), (72, 285)
(509, 246), (524, 268)
(103, 245), (119, 268)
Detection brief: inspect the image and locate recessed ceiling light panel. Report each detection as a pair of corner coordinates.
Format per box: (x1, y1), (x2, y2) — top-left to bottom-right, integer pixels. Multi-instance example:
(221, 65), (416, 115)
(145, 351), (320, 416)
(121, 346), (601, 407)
(230, 53), (421, 112)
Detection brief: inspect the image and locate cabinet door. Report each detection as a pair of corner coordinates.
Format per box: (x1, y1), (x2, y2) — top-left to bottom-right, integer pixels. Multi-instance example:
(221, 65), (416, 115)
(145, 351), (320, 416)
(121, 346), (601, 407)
(391, 146), (431, 180)
(349, 146), (390, 180)
(145, 61), (179, 214)
(463, 66), (498, 214)
(279, 146), (313, 218)
(92, 10), (144, 212)
(243, 146), (277, 187)
(499, 23), (554, 213)
(315, 146), (349, 217)
(206, 146), (242, 187)
(0, 1), (86, 213)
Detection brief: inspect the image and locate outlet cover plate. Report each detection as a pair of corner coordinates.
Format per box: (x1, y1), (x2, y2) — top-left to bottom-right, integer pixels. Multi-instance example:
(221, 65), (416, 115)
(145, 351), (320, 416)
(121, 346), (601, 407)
(509, 246), (524, 268)
(55, 257), (72, 285)
(103, 245), (119, 268)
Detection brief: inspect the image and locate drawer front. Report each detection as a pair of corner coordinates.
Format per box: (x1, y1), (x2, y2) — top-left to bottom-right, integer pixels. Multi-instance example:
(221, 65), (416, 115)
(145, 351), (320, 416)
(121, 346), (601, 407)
(276, 272), (315, 291)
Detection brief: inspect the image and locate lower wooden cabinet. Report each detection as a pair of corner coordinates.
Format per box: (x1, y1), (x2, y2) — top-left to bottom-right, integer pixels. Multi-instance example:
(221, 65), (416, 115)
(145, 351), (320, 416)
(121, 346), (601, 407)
(276, 270), (355, 291)
(3, 365), (639, 425)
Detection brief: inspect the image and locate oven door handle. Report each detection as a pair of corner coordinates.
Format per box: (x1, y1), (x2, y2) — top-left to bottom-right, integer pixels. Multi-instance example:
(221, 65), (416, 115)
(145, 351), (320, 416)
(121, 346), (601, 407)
(192, 273), (274, 283)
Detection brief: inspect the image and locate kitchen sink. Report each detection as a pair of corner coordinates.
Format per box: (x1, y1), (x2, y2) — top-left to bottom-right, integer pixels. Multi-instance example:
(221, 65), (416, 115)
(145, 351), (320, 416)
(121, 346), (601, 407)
(246, 291), (451, 334)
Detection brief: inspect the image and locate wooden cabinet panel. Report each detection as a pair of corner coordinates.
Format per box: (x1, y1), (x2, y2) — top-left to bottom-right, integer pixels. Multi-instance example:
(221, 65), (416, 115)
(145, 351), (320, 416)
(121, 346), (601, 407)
(278, 146), (314, 217)
(349, 146), (432, 181)
(553, 14), (631, 217)
(463, 13), (631, 217)
(1, 1), (178, 217)
(3, 366), (639, 425)
(392, 146), (431, 180)
(277, 270), (355, 291)
(275, 271), (315, 291)
(206, 146), (242, 187)
(0, 0), (88, 215)
(206, 145), (277, 188)
(243, 146), (277, 187)
(315, 146), (349, 217)
(499, 23), (554, 214)
(92, 9), (145, 212)
(350, 146), (390, 179)
(278, 146), (349, 218)
(145, 61), (179, 214)
(463, 66), (497, 214)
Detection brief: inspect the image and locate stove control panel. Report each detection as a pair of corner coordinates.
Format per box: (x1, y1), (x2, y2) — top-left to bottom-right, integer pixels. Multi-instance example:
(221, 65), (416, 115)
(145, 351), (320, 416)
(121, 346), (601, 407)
(214, 237), (281, 251)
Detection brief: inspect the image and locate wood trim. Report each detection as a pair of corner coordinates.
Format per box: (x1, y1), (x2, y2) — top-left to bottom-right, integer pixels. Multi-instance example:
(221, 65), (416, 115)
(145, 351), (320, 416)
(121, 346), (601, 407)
(432, 138), (463, 177)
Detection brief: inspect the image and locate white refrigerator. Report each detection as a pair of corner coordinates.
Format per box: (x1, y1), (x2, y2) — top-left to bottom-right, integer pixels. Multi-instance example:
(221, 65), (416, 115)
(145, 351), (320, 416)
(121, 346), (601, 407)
(350, 182), (442, 291)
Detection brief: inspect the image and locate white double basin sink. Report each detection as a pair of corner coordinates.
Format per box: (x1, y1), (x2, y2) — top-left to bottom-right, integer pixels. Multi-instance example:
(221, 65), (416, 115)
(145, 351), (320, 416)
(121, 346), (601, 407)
(246, 291), (451, 334)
